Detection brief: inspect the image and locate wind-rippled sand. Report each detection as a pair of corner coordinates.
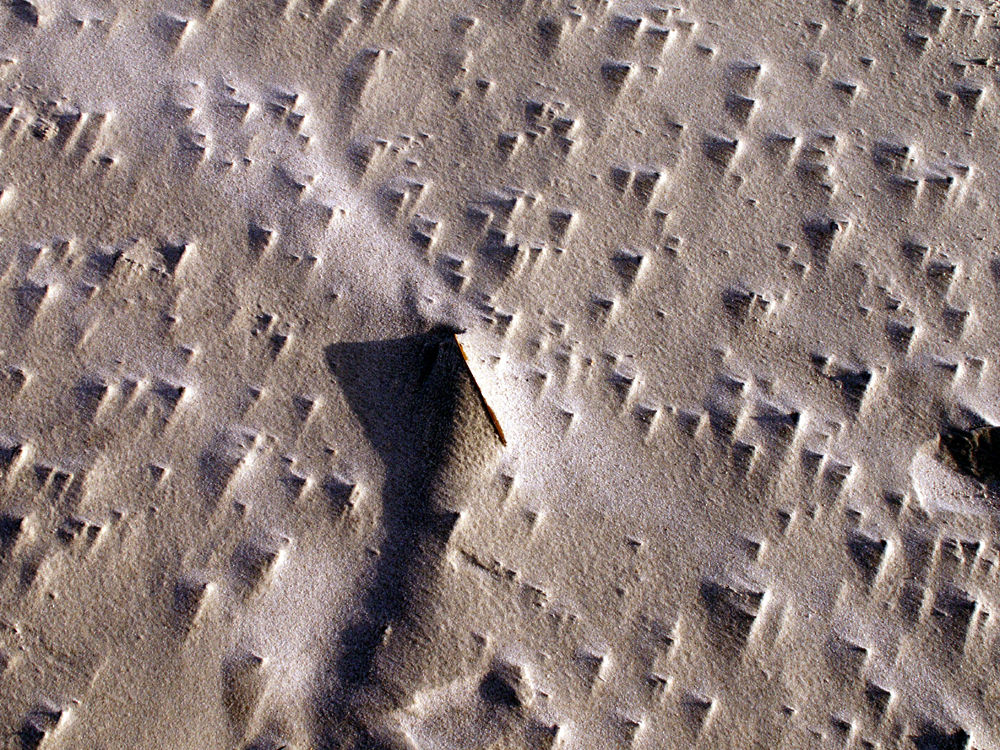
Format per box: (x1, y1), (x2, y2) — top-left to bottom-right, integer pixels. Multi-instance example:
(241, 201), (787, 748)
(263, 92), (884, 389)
(0, 0), (998, 748)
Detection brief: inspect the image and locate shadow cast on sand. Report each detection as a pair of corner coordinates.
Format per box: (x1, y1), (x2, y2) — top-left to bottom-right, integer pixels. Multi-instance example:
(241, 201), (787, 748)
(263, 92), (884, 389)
(315, 324), (502, 749)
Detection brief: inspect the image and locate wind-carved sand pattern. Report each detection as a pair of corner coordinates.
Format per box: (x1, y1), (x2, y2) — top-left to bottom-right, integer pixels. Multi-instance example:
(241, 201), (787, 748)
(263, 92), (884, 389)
(1, 0), (1000, 748)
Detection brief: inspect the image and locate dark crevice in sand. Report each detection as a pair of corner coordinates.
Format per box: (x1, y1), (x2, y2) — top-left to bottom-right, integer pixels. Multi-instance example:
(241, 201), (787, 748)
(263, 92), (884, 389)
(911, 726), (970, 750)
(939, 426), (1000, 486)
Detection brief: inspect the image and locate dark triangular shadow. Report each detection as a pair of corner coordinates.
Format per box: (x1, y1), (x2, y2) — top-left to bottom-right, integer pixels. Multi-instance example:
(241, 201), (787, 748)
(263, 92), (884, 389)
(325, 323), (459, 475)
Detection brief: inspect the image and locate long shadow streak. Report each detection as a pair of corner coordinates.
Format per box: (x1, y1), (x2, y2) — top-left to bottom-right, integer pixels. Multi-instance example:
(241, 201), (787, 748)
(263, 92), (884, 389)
(317, 324), (486, 748)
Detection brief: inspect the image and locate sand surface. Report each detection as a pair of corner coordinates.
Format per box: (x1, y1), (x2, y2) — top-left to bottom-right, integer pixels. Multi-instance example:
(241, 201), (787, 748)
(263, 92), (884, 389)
(0, 0), (998, 747)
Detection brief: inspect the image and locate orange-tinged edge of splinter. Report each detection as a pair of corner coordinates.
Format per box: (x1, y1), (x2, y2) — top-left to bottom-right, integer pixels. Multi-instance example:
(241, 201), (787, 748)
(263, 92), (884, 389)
(454, 334), (507, 446)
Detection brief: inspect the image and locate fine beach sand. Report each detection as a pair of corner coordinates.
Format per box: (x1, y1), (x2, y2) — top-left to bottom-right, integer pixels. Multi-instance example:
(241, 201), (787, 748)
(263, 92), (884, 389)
(0, 0), (998, 748)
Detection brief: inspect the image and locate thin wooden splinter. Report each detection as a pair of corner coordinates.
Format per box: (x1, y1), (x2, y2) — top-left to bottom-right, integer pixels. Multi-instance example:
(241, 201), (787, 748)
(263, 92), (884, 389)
(453, 334), (507, 446)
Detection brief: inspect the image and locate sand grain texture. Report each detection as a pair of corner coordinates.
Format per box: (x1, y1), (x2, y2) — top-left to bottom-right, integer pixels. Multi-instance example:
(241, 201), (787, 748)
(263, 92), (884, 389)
(0, 0), (999, 748)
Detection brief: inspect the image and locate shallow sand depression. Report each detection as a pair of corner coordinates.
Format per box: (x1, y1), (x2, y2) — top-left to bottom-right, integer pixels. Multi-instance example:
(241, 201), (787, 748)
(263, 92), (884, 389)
(0, 0), (998, 748)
